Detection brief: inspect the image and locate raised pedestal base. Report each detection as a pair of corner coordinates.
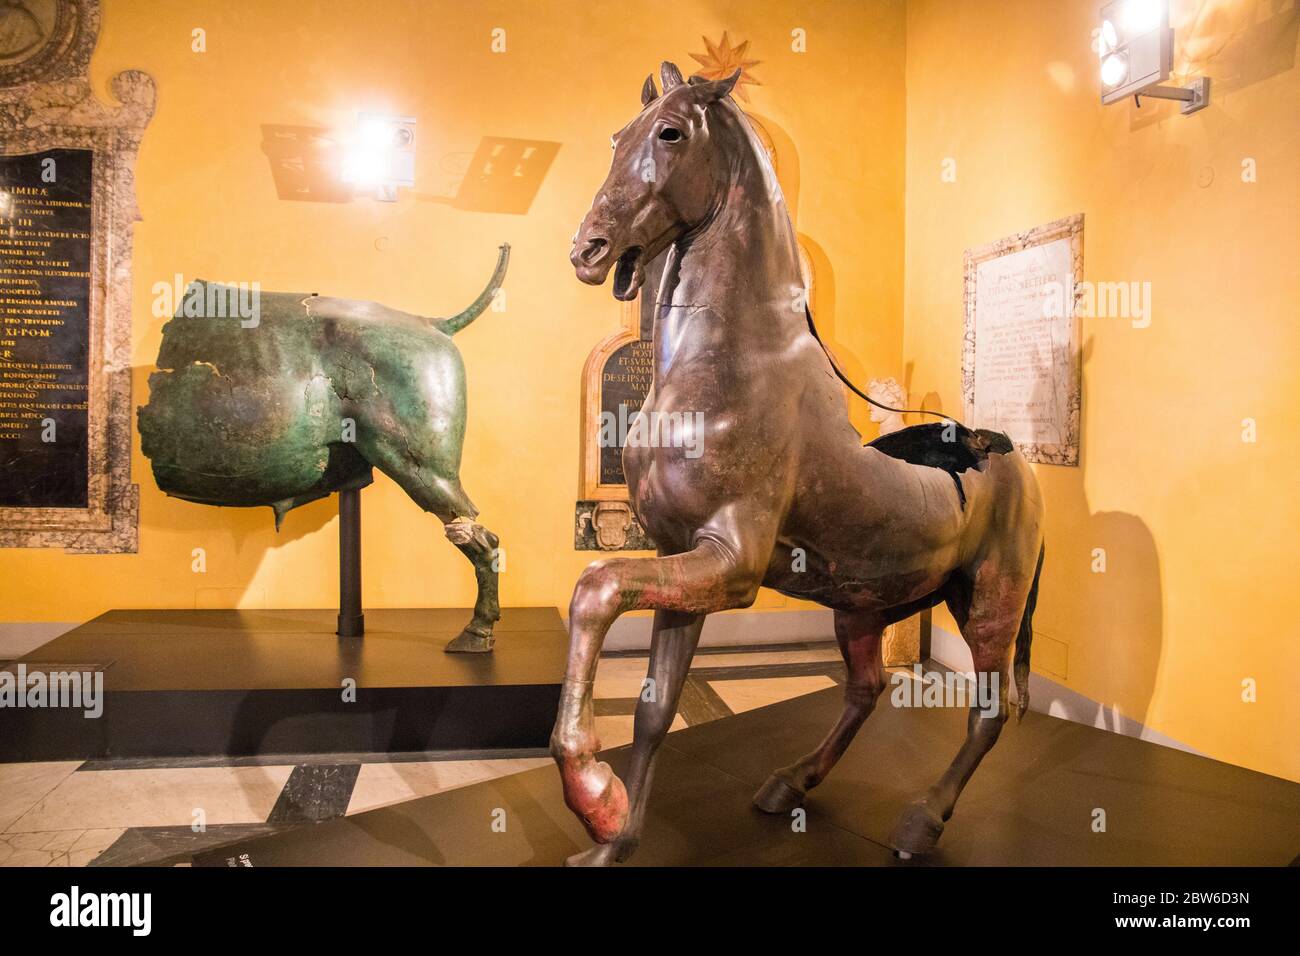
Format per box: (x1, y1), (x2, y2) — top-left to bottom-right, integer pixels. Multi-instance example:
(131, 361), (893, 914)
(193, 684), (1300, 867)
(0, 607), (566, 762)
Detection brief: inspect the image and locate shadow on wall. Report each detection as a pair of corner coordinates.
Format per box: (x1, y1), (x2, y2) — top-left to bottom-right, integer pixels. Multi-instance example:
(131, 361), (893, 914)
(1034, 337), (1164, 739)
(744, 112), (863, 430)
(1128, 0), (1298, 130)
(1180, 0), (1298, 92)
(260, 123), (560, 213)
(920, 338), (1166, 740)
(133, 363), (338, 609)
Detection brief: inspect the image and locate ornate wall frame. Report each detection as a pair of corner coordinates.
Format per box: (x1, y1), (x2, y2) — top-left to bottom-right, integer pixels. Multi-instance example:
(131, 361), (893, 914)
(961, 213), (1083, 467)
(0, 0), (152, 551)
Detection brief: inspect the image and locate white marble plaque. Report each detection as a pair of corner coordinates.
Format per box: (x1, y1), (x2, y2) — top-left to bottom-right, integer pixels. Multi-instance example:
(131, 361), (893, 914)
(963, 215), (1082, 466)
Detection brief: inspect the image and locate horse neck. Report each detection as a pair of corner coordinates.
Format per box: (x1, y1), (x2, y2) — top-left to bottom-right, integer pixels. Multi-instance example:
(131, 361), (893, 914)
(654, 106), (807, 372)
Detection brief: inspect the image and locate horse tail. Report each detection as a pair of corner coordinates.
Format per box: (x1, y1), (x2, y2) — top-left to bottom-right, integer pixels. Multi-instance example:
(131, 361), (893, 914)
(433, 243), (510, 336)
(1013, 543), (1045, 721)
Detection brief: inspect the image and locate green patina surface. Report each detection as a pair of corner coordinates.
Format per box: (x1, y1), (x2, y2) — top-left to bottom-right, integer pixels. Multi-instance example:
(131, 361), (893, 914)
(138, 245), (509, 528)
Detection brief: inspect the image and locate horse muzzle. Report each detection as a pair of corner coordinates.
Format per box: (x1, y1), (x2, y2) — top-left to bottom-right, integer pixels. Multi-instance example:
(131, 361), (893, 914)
(572, 225), (646, 300)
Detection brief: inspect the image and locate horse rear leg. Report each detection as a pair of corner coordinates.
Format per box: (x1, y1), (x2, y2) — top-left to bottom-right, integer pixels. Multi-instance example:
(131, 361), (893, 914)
(353, 432), (500, 651)
(754, 608), (885, 813)
(567, 609), (704, 866)
(890, 565), (1028, 858)
(442, 514), (501, 653)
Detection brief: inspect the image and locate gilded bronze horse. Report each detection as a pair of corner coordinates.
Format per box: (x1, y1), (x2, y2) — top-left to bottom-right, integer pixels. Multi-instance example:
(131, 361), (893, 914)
(554, 63), (1045, 865)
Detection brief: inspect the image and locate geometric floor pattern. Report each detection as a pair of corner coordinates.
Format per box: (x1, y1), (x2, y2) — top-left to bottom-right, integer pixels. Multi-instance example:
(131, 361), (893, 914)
(0, 641), (864, 867)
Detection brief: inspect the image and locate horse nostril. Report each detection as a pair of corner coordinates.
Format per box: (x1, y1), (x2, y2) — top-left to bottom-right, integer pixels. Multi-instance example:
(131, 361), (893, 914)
(579, 238), (609, 265)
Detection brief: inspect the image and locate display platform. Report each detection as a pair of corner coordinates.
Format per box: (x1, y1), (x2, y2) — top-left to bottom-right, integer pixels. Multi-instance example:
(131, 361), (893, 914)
(192, 684), (1300, 867)
(1, 607), (566, 762)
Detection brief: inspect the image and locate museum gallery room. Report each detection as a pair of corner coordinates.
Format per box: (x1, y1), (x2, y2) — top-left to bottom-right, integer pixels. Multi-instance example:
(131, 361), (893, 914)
(0, 0), (1296, 917)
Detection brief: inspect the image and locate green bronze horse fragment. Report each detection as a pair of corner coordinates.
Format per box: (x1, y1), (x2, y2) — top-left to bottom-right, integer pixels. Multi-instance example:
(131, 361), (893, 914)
(138, 244), (510, 652)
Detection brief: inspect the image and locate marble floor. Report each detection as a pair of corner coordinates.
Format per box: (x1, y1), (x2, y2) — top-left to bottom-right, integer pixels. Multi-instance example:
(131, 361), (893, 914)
(0, 640), (875, 867)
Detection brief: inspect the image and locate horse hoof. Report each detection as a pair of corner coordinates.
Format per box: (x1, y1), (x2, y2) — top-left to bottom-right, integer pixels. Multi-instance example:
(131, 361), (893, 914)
(753, 774), (805, 814)
(890, 803), (945, 856)
(444, 628), (494, 653)
(564, 836), (639, 867)
(565, 843), (617, 867)
(560, 759), (629, 844)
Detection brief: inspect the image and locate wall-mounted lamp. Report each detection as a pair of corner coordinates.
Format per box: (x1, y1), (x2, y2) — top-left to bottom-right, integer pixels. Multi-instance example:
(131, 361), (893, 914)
(341, 112), (416, 202)
(1096, 0), (1209, 114)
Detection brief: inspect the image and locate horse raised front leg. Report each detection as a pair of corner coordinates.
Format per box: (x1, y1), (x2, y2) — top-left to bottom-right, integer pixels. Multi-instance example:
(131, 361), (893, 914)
(754, 608), (885, 814)
(551, 539), (762, 857)
(566, 608), (703, 866)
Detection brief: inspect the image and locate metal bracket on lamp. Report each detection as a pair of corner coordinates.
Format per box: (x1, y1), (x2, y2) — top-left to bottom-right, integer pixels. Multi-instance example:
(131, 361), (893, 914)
(1135, 76), (1210, 114)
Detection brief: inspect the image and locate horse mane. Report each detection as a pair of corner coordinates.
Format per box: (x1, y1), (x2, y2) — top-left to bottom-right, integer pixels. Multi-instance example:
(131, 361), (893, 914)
(713, 96), (785, 204)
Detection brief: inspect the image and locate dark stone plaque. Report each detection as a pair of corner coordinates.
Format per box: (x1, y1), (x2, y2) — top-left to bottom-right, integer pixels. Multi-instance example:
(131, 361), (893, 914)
(0, 147), (92, 508)
(597, 338), (653, 486)
(595, 253), (663, 488)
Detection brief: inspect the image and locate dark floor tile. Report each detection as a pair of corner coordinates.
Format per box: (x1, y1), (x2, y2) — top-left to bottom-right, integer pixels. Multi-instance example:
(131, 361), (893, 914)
(265, 764), (361, 825)
(91, 823), (289, 867)
(676, 676), (733, 726)
(688, 660), (846, 684)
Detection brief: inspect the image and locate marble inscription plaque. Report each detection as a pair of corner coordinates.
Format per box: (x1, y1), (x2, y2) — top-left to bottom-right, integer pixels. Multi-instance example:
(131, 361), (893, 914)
(963, 214), (1082, 466)
(0, 148), (92, 507)
(0, 0), (154, 551)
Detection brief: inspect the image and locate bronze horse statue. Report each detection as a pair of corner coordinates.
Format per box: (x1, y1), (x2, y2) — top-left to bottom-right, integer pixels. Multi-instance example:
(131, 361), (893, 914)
(139, 246), (510, 652)
(554, 63), (1045, 864)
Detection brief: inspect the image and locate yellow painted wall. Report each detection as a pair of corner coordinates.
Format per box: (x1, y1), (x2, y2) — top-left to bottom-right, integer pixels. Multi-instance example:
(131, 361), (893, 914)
(1, 2), (906, 619)
(902, 0), (1299, 780)
(8, 0), (1291, 782)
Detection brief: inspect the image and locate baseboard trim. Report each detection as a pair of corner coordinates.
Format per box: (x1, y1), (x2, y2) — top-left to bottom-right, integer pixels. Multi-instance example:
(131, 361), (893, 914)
(602, 608), (836, 652)
(929, 625), (1203, 758)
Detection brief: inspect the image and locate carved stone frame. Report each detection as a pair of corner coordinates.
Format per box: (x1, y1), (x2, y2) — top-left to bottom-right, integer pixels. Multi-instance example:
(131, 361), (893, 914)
(961, 213), (1083, 467)
(0, 0), (152, 551)
(578, 296), (644, 504)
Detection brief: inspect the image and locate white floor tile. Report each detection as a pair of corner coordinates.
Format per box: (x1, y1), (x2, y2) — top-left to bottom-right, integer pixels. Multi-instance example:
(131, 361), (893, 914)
(594, 713), (688, 749)
(709, 675), (837, 714)
(0, 761), (83, 831)
(347, 758), (549, 815)
(4, 766), (294, 832)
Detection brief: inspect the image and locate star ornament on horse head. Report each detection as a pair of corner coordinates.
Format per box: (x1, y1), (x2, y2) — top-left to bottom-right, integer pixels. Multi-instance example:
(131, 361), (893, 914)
(689, 32), (761, 103)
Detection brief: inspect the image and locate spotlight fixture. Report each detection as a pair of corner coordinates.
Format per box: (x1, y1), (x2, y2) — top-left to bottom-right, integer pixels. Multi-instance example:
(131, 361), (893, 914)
(1096, 0), (1209, 114)
(341, 112), (417, 202)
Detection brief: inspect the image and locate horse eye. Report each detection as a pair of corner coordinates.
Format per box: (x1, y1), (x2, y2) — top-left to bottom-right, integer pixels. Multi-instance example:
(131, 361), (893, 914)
(658, 127), (683, 143)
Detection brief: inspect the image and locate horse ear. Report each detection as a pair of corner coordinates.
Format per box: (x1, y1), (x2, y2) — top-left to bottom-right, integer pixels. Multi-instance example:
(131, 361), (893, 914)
(693, 68), (742, 103)
(641, 74), (659, 106)
(660, 61), (685, 90)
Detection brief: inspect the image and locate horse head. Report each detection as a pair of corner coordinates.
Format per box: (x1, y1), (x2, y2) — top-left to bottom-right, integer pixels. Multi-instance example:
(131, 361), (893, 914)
(570, 61), (741, 300)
